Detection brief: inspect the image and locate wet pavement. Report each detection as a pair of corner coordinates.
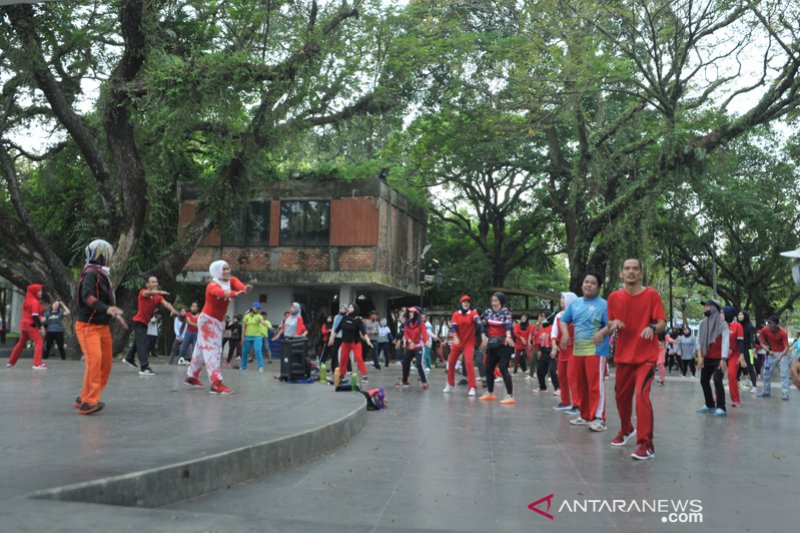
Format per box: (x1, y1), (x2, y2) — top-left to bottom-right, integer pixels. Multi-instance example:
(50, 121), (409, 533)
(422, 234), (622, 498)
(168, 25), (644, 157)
(1, 358), (797, 532)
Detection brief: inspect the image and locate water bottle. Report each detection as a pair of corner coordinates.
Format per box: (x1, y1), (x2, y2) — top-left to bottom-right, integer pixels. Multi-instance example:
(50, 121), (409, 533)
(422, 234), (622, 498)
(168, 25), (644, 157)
(351, 371), (358, 392)
(333, 368), (340, 387)
(320, 363), (327, 383)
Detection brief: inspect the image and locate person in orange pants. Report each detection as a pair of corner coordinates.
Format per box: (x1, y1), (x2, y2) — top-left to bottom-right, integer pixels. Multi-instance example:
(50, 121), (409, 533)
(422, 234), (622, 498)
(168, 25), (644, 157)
(723, 306), (745, 407)
(7, 283), (46, 369)
(73, 240), (127, 415)
(552, 292), (577, 411)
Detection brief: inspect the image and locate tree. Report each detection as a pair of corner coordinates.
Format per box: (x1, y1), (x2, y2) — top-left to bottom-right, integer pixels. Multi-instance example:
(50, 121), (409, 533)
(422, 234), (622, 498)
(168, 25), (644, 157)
(660, 129), (800, 325)
(0, 0), (408, 352)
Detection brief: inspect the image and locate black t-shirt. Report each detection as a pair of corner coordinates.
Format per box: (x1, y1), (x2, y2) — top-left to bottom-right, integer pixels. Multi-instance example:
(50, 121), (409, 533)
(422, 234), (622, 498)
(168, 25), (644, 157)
(335, 314), (365, 343)
(229, 322), (242, 339)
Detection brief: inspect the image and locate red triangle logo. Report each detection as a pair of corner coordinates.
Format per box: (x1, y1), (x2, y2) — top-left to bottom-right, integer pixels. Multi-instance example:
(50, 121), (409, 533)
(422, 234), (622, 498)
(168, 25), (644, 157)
(528, 493), (555, 520)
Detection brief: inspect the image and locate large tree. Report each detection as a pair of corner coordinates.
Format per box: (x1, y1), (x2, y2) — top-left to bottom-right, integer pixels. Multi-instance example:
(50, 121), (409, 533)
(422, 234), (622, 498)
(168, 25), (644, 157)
(0, 0), (408, 351)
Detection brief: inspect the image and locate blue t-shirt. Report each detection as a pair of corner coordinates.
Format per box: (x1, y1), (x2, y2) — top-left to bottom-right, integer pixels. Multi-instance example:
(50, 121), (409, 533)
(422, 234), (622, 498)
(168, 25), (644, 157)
(790, 339), (800, 362)
(560, 296), (609, 357)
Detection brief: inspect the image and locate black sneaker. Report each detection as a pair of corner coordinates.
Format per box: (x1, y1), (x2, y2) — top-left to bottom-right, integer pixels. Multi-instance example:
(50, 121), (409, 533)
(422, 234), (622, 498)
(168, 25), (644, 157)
(139, 367), (156, 376)
(122, 358), (138, 370)
(78, 402), (105, 415)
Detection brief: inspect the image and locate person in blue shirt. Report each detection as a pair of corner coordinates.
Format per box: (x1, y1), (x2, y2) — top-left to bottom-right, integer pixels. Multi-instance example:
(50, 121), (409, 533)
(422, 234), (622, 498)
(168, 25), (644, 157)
(559, 271), (609, 432)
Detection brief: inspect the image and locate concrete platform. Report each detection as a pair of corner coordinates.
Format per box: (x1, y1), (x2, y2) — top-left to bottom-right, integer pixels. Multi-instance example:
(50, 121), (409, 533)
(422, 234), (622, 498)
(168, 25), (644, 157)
(1, 360), (798, 532)
(0, 360), (365, 508)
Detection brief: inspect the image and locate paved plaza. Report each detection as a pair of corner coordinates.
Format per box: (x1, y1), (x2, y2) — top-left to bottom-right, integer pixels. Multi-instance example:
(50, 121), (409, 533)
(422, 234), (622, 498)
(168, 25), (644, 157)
(0, 356), (797, 532)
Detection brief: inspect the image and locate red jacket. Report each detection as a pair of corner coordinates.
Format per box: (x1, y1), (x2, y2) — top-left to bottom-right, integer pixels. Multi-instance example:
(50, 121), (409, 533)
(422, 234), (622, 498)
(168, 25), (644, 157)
(403, 319), (429, 350)
(450, 309), (480, 345)
(21, 284), (44, 329)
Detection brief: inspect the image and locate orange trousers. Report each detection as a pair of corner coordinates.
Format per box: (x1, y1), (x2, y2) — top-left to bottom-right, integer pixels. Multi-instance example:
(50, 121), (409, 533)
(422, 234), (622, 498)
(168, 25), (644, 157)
(76, 322), (113, 406)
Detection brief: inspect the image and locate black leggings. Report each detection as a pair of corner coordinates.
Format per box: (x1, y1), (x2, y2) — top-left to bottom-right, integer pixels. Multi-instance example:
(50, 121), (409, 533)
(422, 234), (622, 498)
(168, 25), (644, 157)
(700, 358), (725, 410)
(44, 331), (66, 360)
(513, 348), (528, 373)
(536, 348), (559, 391)
(737, 349), (757, 388)
(401, 348), (427, 384)
(486, 344), (512, 395)
(679, 358), (696, 377)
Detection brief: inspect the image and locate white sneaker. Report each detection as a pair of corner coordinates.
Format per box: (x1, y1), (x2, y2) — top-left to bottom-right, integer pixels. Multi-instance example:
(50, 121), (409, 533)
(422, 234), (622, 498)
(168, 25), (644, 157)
(588, 419), (607, 432)
(468, 388), (477, 397)
(32, 364), (49, 370)
(552, 389), (560, 396)
(178, 358), (188, 366)
(455, 361), (463, 371)
(750, 386), (757, 394)
(494, 377), (503, 383)
(443, 384), (454, 393)
(425, 367), (431, 374)
(569, 417), (589, 426)
(524, 375), (533, 381)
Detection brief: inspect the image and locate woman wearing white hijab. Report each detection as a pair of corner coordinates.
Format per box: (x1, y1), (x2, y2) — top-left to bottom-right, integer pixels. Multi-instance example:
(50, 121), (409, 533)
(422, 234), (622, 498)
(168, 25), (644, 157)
(184, 260), (252, 395)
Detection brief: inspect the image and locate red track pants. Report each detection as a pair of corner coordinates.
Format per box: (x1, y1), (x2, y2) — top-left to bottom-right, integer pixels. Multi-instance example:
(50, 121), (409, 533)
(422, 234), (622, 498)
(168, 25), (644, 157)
(573, 355), (606, 422)
(615, 362), (656, 449)
(8, 326), (44, 367)
(727, 357), (740, 404)
(339, 341), (367, 376)
(447, 343), (476, 389)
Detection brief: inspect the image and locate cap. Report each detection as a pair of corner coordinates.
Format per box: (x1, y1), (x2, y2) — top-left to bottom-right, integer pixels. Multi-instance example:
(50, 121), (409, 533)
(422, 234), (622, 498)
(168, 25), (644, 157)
(459, 295), (471, 303)
(252, 302), (261, 309)
(700, 298), (721, 311)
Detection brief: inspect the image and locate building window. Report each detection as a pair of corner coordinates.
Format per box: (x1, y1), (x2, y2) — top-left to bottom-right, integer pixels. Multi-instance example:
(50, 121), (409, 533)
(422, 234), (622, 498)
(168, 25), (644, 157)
(222, 201), (270, 245)
(280, 201), (330, 246)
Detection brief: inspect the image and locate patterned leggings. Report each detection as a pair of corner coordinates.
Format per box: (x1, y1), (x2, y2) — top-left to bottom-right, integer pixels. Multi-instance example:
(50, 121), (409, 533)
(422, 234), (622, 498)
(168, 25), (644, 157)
(187, 313), (224, 384)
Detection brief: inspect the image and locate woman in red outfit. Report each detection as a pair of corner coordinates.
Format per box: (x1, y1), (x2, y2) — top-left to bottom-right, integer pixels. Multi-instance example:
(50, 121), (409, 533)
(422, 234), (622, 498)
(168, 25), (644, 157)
(444, 295), (480, 397)
(7, 283), (47, 369)
(184, 260), (251, 394)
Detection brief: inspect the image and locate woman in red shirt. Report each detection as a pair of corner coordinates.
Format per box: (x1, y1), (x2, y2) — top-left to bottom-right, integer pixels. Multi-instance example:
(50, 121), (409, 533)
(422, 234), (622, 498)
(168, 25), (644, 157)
(184, 260), (251, 395)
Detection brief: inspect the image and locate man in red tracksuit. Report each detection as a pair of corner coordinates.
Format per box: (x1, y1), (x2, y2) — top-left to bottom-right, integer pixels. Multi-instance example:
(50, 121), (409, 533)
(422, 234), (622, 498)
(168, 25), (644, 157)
(605, 259), (666, 461)
(444, 295), (480, 397)
(7, 283), (47, 370)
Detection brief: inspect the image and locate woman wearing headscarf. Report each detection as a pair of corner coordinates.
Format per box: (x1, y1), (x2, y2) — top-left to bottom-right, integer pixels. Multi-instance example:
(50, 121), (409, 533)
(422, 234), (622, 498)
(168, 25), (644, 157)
(696, 299), (729, 417)
(184, 260), (251, 394)
(331, 303), (371, 381)
(7, 283), (46, 369)
(737, 311), (757, 393)
(552, 292), (578, 410)
(479, 292), (515, 405)
(274, 302), (308, 339)
(723, 306), (745, 406)
(444, 295), (481, 397)
(73, 240), (127, 415)
(395, 306), (428, 389)
(512, 313), (533, 376)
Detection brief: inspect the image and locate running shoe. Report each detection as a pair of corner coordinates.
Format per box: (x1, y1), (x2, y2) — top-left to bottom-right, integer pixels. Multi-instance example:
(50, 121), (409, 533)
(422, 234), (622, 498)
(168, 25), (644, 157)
(756, 392), (770, 398)
(443, 384), (454, 393)
(258, 368), (264, 373)
(565, 408), (580, 416)
(177, 357), (188, 366)
(78, 402), (104, 415)
(5, 363), (13, 368)
(422, 382), (429, 390)
(210, 381), (234, 395)
(499, 396), (516, 405)
(569, 417), (589, 426)
(361, 375), (368, 382)
(494, 377), (503, 383)
(631, 445), (655, 461)
(73, 397), (82, 408)
(713, 408), (727, 417)
(533, 388), (546, 393)
(138, 367), (155, 376)
(749, 386), (757, 394)
(394, 381), (410, 388)
(184, 376), (204, 388)
(552, 389), (560, 396)
(610, 429), (636, 447)
(696, 406), (714, 413)
(588, 419), (607, 432)
(782, 394), (790, 401)
(468, 388), (477, 397)
(122, 358), (138, 370)
(479, 393), (497, 401)
(32, 364), (48, 370)
(731, 402), (740, 407)
(524, 375), (533, 381)
(552, 403), (572, 411)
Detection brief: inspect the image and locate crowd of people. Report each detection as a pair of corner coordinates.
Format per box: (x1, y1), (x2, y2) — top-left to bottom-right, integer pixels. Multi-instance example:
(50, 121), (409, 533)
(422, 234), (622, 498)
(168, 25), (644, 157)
(4, 242), (800, 462)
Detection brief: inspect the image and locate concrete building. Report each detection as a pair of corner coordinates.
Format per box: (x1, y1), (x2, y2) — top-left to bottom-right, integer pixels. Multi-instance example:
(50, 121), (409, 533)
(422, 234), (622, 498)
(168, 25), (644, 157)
(177, 177), (427, 332)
